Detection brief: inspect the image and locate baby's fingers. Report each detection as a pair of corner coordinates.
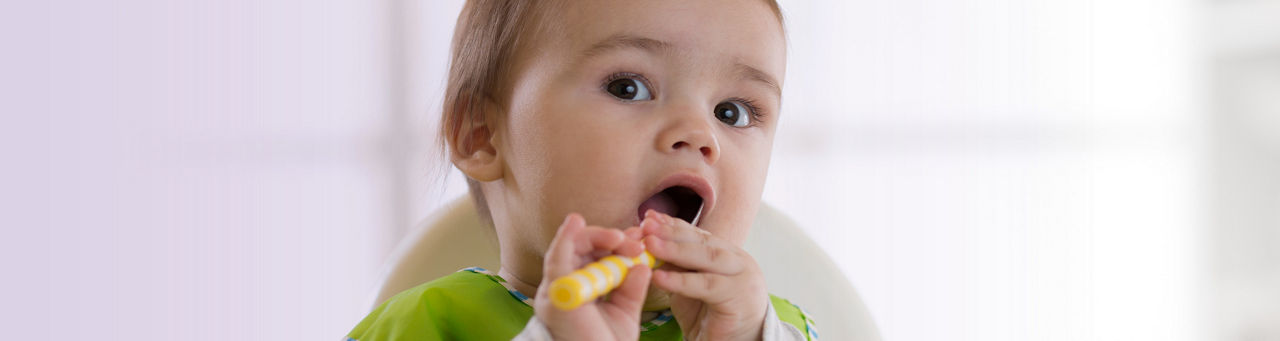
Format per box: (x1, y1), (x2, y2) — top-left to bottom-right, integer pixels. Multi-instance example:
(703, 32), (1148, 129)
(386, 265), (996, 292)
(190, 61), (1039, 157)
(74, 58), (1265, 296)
(544, 214), (588, 279)
(544, 214), (626, 278)
(573, 225), (629, 256)
(604, 265), (651, 314)
(651, 269), (735, 305)
(641, 214), (746, 275)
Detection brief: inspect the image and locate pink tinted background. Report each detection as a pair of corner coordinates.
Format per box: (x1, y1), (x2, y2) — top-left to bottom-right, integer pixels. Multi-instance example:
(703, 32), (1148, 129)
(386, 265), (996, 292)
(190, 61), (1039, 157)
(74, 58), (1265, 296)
(10, 0), (1279, 340)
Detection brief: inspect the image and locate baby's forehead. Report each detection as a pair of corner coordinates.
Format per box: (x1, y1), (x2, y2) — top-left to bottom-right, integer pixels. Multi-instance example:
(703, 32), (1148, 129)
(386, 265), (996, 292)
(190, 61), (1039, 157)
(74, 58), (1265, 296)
(527, 0), (786, 81)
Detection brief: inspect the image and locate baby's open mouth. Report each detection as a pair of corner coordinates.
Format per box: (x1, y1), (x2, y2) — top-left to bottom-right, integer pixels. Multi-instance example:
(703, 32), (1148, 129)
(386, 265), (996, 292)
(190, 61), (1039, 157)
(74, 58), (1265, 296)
(637, 186), (704, 226)
(636, 174), (714, 228)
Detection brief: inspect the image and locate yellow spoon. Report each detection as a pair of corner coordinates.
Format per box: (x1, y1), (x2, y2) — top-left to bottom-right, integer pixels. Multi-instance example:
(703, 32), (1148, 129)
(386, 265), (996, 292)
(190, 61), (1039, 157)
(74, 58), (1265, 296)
(548, 251), (662, 310)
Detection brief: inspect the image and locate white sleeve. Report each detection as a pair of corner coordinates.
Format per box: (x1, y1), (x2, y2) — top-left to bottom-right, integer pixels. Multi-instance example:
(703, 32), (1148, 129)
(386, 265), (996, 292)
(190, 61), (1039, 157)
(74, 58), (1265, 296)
(511, 315), (553, 341)
(762, 300), (810, 341)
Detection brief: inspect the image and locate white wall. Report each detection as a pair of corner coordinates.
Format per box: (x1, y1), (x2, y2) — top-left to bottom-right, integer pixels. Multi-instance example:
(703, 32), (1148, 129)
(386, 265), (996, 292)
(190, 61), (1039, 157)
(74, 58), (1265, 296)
(768, 0), (1203, 340)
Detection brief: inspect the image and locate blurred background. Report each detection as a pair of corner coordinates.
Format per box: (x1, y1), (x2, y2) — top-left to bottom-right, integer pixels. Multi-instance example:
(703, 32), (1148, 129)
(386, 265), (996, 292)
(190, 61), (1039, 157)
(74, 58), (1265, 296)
(8, 0), (1278, 340)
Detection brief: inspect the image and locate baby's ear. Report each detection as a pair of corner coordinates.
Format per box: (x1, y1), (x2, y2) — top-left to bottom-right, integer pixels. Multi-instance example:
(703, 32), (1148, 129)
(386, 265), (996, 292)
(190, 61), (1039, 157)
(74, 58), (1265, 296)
(448, 97), (504, 182)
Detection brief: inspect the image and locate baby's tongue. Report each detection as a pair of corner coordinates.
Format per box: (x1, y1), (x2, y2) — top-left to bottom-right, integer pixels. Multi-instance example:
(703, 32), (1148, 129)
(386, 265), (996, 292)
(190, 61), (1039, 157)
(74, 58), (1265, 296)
(637, 191), (678, 222)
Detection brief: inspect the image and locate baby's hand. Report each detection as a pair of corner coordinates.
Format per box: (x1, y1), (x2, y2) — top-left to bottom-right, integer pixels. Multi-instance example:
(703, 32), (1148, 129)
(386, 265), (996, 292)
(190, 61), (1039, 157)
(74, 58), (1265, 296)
(533, 213), (651, 340)
(642, 210), (769, 341)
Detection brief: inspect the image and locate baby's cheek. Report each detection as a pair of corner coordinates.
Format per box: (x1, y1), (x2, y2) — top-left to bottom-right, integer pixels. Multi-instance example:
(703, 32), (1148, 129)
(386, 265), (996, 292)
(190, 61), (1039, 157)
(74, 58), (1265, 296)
(711, 208), (756, 246)
(718, 171), (768, 243)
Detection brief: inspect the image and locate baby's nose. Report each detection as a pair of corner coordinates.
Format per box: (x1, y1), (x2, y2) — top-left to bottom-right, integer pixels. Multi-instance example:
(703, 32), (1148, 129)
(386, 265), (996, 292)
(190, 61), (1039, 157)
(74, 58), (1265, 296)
(671, 140), (716, 160)
(655, 112), (720, 164)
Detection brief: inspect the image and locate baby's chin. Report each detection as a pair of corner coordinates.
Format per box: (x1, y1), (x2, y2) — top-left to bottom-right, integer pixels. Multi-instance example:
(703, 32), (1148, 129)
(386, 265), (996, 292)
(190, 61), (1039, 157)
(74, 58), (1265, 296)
(641, 285), (674, 311)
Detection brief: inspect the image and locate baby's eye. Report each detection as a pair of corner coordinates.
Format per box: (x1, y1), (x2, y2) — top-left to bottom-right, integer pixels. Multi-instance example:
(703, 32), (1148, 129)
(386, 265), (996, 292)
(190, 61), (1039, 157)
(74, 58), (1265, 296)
(713, 101), (751, 127)
(604, 76), (652, 101)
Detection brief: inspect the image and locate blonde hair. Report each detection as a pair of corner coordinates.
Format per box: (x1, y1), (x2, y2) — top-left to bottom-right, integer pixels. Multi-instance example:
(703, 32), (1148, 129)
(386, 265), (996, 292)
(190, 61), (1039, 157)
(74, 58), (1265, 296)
(440, 0), (784, 225)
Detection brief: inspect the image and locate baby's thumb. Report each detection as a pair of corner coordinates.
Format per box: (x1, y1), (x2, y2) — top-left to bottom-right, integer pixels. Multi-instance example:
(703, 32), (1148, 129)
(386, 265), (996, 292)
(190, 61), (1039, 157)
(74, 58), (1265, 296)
(607, 264), (652, 313)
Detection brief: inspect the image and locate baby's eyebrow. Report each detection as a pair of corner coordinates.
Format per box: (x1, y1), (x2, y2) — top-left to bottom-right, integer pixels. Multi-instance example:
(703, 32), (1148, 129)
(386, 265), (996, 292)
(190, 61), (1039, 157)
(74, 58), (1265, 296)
(735, 62), (781, 97)
(579, 33), (674, 60)
(579, 33), (781, 97)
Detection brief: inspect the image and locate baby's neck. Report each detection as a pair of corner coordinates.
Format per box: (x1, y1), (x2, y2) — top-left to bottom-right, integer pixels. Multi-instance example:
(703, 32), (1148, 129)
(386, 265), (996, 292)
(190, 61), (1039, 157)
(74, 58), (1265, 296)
(496, 267), (541, 302)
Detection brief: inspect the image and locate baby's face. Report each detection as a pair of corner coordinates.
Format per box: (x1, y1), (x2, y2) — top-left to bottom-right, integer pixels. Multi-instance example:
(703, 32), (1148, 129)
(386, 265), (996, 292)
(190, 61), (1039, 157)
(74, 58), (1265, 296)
(488, 0), (785, 271)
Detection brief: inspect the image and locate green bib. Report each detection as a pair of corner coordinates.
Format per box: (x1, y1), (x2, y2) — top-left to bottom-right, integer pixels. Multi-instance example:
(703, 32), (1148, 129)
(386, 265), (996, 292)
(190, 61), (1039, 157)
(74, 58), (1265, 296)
(346, 268), (817, 340)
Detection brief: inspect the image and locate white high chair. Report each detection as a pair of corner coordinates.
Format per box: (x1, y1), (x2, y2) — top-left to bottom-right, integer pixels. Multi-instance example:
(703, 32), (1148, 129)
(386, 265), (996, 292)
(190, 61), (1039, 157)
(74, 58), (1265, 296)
(369, 195), (881, 340)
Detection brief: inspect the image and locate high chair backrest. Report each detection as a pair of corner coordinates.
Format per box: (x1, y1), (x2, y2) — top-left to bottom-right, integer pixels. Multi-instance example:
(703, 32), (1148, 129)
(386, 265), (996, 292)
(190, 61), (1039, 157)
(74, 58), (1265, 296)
(369, 195), (880, 340)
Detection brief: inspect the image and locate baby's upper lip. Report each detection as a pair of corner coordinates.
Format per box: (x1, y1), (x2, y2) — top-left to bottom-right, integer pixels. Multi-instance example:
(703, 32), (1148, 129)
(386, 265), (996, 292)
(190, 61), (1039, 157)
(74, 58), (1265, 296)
(638, 172), (716, 226)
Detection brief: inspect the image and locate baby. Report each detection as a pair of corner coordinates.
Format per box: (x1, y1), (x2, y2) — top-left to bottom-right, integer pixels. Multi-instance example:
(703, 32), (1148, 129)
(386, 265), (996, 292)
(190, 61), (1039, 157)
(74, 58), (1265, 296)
(347, 0), (812, 340)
